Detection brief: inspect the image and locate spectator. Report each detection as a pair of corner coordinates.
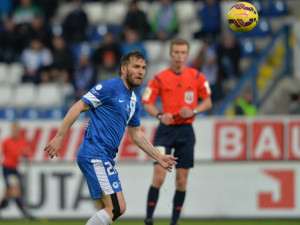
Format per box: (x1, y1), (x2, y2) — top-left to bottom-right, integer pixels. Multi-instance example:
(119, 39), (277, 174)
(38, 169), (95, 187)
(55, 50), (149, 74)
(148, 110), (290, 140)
(194, 0), (221, 41)
(217, 33), (241, 93)
(0, 17), (21, 63)
(93, 32), (121, 82)
(73, 52), (95, 99)
(121, 28), (148, 63)
(123, 0), (150, 40)
(21, 37), (53, 83)
(191, 38), (223, 103)
(50, 35), (74, 79)
(29, 15), (52, 48)
(289, 92), (300, 114)
(150, 0), (179, 41)
(62, 0), (88, 43)
(234, 91), (258, 117)
(12, 0), (42, 26)
(35, 0), (58, 23)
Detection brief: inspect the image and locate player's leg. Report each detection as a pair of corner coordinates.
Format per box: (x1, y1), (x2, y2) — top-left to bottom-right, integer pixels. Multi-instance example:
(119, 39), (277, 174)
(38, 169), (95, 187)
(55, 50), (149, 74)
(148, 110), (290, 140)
(87, 191), (126, 225)
(0, 189), (9, 209)
(77, 156), (124, 225)
(170, 124), (195, 225)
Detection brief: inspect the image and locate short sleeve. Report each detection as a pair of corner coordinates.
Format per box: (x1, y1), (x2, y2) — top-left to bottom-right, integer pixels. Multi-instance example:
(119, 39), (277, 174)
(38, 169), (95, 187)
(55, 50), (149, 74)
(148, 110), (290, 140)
(81, 83), (111, 109)
(197, 73), (212, 98)
(128, 100), (141, 127)
(141, 76), (160, 104)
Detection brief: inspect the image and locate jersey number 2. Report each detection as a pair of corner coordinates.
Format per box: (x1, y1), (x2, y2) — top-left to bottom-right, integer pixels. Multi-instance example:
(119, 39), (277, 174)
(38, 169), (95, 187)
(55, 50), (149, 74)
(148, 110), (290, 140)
(104, 162), (117, 176)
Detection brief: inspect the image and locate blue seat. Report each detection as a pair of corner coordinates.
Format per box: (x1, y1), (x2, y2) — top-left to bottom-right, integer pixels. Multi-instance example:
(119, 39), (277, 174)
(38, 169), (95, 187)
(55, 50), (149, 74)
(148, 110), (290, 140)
(265, 0), (287, 17)
(19, 108), (43, 120)
(0, 108), (17, 120)
(87, 24), (122, 45)
(240, 38), (256, 58)
(249, 18), (271, 37)
(44, 108), (67, 120)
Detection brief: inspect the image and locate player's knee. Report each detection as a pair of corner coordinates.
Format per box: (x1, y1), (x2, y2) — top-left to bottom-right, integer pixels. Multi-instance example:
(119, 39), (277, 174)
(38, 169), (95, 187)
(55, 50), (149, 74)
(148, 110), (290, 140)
(112, 205), (125, 221)
(153, 174), (166, 187)
(176, 178), (187, 190)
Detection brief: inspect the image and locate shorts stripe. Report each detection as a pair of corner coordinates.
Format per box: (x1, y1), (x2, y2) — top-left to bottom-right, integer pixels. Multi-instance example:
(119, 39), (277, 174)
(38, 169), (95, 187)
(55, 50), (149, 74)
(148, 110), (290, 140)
(91, 159), (114, 195)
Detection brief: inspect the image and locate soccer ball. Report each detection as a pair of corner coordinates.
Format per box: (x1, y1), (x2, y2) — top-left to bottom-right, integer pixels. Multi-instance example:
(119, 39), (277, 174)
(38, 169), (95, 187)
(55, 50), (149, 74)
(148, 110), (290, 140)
(227, 2), (259, 33)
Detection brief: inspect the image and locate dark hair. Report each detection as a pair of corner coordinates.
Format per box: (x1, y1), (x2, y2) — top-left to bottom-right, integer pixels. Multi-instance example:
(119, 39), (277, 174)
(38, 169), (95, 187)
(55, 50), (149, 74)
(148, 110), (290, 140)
(119, 50), (146, 76)
(170, 38), (190, 52)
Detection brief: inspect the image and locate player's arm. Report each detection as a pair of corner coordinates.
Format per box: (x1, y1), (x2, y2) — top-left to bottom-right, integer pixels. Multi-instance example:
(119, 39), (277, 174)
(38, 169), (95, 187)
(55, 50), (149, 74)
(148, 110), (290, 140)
(44, 100), (90, 158)
(127, 126), (177, 172)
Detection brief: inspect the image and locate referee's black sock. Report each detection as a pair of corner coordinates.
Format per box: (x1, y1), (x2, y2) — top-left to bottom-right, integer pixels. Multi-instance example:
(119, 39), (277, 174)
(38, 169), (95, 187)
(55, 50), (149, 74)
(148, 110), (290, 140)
(146, 186), (160, 220)
(0, 198), (9, 209)
(171, 190), (186, 225)
(15, 197), (28, 216)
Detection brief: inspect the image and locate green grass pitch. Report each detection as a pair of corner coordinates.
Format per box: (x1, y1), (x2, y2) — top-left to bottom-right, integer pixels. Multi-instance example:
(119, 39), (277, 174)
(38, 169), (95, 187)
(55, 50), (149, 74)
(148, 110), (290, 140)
(2, 220), (300, 225)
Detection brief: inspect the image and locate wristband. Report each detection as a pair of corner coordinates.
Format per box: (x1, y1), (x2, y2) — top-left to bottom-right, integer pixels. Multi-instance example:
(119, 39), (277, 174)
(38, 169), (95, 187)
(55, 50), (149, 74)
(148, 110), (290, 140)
(156, 112), (162, 121)
(193, 109), (198, 115)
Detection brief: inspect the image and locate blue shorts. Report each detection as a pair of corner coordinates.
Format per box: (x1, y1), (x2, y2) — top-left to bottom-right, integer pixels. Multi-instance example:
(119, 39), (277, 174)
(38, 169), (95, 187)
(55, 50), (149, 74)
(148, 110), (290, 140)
(77, 156), (122, 200)
(154, 123), (195, 169)
(3, 166), (21, 188)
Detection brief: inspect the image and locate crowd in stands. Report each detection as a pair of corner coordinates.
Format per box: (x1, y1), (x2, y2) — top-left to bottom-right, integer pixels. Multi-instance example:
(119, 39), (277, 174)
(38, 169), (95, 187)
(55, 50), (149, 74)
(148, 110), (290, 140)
(0, 0), (289, 116)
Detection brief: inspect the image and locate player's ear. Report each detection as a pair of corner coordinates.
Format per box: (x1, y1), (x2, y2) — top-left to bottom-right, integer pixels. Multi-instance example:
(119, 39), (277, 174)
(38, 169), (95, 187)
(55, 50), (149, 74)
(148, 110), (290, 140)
(120, 64), (127, 75)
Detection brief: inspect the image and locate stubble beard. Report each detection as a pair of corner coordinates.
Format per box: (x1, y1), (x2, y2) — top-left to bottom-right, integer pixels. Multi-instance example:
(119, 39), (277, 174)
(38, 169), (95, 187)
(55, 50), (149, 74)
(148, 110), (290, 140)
(126, 72), (142, 89)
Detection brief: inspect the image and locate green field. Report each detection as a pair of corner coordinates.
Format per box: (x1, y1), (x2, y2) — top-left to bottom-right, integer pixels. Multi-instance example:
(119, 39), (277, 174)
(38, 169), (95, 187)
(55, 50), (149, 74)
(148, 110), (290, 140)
(2, 220), (300, 225)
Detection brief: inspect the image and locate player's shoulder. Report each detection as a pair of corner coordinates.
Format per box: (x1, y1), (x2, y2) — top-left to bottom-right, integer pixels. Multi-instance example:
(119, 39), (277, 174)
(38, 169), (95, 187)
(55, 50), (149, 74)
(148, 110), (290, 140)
(186, 67), (207, 80)
(93, 78), (119, 91)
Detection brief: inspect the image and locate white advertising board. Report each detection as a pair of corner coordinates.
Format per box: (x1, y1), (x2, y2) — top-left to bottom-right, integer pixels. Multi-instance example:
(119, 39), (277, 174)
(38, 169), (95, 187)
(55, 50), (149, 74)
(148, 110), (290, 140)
(0, 162), (299, 219)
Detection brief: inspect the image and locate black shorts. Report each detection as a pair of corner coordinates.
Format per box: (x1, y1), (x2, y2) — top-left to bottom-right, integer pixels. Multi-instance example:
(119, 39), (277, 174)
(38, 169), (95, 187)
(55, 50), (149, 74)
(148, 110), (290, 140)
(153, 123), (195, 169)
(3, 166), (21, 188)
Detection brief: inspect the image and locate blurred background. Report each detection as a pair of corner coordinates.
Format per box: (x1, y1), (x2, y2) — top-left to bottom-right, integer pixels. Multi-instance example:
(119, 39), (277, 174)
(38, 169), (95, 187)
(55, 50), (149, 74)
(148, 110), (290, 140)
(0, 0), (300, 223)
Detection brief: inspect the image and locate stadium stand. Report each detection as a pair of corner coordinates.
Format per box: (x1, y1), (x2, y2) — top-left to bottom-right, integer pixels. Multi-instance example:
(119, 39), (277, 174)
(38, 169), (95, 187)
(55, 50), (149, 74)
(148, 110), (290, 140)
(0, 0), (297, 118)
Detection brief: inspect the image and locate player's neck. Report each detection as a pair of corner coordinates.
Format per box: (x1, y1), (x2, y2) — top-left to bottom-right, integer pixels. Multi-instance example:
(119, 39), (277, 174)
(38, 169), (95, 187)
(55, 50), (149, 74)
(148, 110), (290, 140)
(121, 76), (134, 92)
(171, 64), (185, 75)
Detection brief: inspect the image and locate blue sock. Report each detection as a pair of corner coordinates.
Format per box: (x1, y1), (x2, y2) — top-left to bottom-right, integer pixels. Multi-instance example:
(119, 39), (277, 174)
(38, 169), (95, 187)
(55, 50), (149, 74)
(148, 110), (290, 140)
(171, 190), (186, 225)
(146, 186), (159, 220)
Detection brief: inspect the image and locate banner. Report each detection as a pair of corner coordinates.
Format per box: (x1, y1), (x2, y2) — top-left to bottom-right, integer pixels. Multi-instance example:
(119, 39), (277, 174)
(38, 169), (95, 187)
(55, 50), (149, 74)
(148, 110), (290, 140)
(1, 162), (300, 219)
(0, 117), (299, 162)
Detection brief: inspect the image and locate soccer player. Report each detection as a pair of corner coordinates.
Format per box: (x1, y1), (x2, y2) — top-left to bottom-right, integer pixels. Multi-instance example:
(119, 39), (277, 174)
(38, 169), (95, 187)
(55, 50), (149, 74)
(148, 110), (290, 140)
(142, 39), (212, 225)
(44, 50), (177, 225)
(0, 122), (33, 219)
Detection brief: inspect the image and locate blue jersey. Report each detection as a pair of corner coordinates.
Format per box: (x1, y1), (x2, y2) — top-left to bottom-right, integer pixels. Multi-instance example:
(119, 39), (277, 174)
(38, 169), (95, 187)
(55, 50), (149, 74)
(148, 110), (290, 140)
(77, 77), (141, 159)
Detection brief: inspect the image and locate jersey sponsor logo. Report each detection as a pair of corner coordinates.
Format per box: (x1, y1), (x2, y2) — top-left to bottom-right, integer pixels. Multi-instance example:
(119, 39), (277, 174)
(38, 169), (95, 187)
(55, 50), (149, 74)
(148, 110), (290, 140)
(185, 91), (194, 104)
(96, 84), (102, 90)
(142, 87), (152, 101)
(119, 100), (124, 102)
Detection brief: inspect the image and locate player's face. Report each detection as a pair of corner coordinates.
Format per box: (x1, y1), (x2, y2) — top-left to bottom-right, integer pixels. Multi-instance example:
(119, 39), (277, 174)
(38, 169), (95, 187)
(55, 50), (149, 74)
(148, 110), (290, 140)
(124, 57), (146, 88)
(170, 44), (189, 67)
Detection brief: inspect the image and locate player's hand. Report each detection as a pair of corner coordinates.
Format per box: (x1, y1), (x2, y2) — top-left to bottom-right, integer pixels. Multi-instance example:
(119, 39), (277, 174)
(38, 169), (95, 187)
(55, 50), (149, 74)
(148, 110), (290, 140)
(161, 113), (174, 125)
(44, 136), (64, 159)
(178, 106), (194, 118)
(157, 154), (178, 172)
